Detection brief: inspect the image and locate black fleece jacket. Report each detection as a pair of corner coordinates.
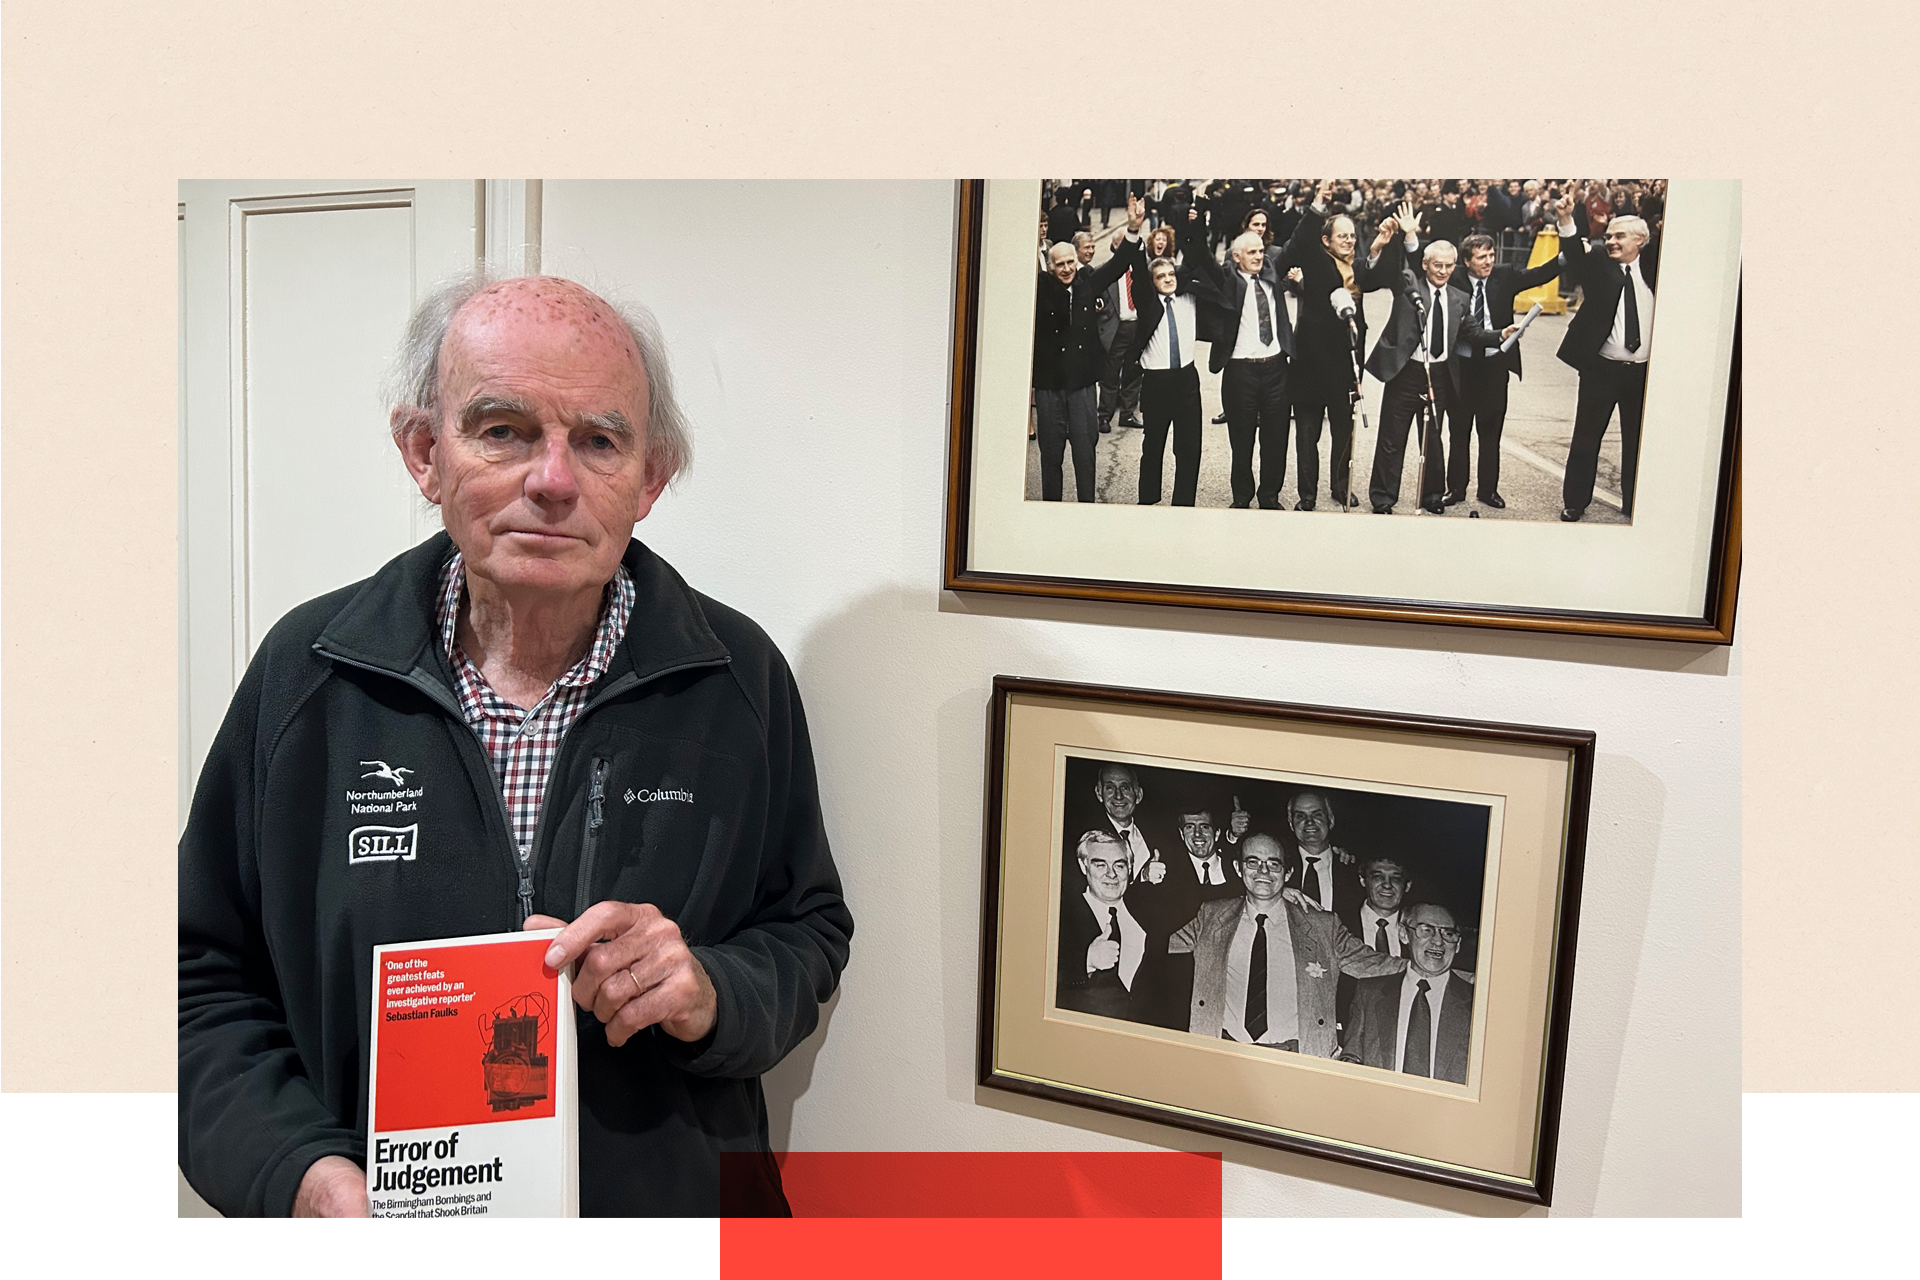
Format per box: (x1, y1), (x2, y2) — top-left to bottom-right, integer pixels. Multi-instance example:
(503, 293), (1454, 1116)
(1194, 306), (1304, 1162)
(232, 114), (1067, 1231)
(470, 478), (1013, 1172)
(178, 532), (852, 1216)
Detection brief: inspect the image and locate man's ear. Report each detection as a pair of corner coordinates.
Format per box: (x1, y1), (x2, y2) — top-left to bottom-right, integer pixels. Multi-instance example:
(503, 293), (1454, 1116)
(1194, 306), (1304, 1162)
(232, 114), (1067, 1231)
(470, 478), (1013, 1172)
(393, 409), (441, 504)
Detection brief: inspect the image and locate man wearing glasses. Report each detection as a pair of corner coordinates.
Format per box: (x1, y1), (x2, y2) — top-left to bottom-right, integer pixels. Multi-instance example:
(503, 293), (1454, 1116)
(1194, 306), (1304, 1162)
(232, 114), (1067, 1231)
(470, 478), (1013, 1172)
(1341, 903), (1473, 1083)
(1168, 833), (1404, 1054)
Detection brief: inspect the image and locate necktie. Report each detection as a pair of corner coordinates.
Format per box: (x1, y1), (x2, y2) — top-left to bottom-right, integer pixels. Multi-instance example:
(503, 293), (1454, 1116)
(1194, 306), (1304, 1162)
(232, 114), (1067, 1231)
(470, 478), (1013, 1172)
(1473, 280), (1488, 346)
(1253, 278), (1273, 346)
(1245, 914), (1269, 1042)
(1622, 265), (1642, 352)
(1107, 907), (1121, 943)
(1405, 979), (1433, 1077)
(1301, 856), (1322, 907)
(1427, 287), (1444, 359)
(1165, 296), (1181, 368)
(1373, 916), (1389, 953)
(1124, 271), (1133, 310)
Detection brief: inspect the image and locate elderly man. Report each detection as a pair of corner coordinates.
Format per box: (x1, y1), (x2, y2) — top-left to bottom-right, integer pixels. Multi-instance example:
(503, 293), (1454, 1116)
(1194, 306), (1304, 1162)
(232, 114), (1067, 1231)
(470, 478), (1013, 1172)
(1032, 197), (1147, 499)
(178, 274), (854, 1217)
(1057, 830), (1170, 1023)
(1083, 760), (1161, 881)
(1363, 206), (1513, 514)
(1550, 192), (1660, 521)
(1169, 834), (1403, 1053)
(1191, 221), (1305, 509)
(1286, 790), (1358, 917)
(1341, 903), (1473, 1083)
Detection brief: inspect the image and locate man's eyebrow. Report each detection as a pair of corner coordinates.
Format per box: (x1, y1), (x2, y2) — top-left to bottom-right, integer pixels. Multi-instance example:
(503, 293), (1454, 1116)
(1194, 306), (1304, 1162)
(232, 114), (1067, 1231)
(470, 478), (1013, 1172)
(577, 409), (637, 442)
(458, 395), (537, 430)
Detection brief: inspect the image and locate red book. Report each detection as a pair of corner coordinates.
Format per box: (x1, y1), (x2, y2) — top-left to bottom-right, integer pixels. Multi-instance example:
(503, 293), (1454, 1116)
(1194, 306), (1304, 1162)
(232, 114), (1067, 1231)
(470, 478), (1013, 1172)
(366, 929), (578, 1217)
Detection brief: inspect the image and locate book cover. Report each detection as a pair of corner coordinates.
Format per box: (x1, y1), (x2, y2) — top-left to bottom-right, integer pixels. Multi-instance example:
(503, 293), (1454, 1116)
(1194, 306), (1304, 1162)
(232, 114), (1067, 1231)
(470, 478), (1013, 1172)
(366, 929), (578, 1217)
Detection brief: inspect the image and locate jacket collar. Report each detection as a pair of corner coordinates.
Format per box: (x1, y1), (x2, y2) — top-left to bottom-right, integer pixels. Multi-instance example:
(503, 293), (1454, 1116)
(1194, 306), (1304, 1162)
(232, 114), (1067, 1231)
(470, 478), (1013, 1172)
(313, 530), (730, 691)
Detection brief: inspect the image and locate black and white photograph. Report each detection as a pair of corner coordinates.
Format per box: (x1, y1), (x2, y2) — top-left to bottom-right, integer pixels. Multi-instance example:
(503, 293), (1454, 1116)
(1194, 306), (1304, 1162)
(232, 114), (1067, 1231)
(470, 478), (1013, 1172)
(1054, 753), (1491, 1086)
(1027, 178), (1667, 524)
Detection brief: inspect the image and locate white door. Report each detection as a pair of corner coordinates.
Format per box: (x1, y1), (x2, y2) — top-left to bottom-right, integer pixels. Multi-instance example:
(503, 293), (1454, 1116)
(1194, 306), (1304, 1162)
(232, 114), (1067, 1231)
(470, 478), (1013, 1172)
(178, 180), (549, 820)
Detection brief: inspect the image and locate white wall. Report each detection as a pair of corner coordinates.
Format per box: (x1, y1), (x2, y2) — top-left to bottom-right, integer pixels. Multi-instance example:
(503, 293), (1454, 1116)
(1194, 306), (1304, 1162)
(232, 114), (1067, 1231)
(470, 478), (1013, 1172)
(542, 181), (1739, 1217)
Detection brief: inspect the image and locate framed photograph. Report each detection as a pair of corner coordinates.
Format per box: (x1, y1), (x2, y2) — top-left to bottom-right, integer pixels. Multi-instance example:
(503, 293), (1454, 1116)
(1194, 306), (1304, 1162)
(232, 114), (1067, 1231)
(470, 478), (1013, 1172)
(943, 179), (1741, 642)
(977, 676), (1594, 1204)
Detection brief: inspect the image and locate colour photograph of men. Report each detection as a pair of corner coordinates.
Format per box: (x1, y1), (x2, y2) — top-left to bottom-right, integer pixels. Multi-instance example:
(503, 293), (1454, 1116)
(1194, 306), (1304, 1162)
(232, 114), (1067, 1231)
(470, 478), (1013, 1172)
(1027, 178), (1667, 524)
(1052, 755), (1489, 1084)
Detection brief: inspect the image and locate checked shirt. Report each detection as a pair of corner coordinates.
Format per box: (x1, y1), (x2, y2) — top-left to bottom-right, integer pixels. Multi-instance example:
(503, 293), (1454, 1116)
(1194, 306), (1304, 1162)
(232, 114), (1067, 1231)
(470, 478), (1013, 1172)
(435, 550), (636, 864)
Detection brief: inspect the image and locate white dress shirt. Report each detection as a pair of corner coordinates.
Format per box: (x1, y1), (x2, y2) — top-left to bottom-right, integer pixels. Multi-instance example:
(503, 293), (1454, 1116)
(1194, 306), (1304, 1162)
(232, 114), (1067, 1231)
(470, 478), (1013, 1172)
(1295, 850), (1336, 912)
(1415, 281), (1449, 364)
(1395, 966), (1452, 1072)
(1139, 293), (1198, 370)
(1464, 275), (1500, 356)
(1108, 820), (1152, 880)
(1222, 900), (1299, 1046)
(1599, 257), (1654, 363)
(1358, 904), (1403, 956)
(1186, 849), (1226, 886)
(1081, 889), (1144, 989)
(1231, 271), (1285, 361)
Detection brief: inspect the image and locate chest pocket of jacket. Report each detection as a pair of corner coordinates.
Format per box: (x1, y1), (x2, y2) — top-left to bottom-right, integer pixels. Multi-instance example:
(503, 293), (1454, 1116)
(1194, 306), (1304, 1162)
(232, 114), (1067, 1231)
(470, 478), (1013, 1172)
(571, 730), (752, 932)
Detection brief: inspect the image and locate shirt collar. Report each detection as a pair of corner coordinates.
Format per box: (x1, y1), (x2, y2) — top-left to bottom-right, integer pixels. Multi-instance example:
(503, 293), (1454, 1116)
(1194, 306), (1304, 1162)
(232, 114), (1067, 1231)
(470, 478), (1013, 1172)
(1407, 966), (1451, 996)
(436, 549), (636, 692)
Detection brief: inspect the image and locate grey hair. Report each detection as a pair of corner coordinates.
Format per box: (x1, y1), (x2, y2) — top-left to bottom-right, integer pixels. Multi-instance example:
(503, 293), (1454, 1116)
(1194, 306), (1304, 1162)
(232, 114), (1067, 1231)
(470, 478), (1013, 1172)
(1071, 231), (1096, 250)
(1606, 214), (1651, 245)
(383, 269), (692, 487)
(1288, 790), (1337, 823)
(1229, 231), (1266, 258)
(1421, 240), (1457, 265)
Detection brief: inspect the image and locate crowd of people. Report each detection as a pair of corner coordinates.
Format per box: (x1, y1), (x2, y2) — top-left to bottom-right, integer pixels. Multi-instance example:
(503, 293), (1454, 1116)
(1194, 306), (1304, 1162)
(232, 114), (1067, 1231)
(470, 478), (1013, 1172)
(1030, 178), (1665, 522)
(1057, 760), (1482, 1085)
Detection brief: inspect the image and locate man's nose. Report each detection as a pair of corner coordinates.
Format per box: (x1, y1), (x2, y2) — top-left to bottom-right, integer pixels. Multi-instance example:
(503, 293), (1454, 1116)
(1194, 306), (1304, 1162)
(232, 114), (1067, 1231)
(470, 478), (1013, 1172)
(524, 432), (580, 502)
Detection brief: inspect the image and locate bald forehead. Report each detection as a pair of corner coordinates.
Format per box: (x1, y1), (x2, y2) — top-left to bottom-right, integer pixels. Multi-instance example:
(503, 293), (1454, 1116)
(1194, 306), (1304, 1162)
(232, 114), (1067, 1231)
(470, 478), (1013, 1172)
(446, 278), (646, 380)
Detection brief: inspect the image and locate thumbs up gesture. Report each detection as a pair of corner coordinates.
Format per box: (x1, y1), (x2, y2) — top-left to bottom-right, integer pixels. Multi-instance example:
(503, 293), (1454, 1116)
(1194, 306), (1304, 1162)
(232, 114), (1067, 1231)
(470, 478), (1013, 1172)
(1141, 847), (1167, 885)
(1230, 796), (1250, 839)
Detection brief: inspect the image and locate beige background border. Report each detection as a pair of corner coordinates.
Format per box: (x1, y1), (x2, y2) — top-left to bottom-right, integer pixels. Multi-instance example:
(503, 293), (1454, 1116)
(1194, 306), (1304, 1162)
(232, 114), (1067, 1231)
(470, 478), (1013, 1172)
(1, 0), (1909, 1103)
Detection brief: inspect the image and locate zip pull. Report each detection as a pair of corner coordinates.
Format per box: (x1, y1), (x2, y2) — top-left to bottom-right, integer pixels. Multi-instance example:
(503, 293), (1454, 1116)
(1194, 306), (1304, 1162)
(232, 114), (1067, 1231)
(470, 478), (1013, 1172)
(587, 757), (609, 833)
(517, 861), (535, 925)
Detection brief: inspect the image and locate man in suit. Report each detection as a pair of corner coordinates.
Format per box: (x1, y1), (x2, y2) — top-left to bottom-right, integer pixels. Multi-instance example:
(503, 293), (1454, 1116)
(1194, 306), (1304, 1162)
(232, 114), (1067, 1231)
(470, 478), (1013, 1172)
(1341, 903), (1472, 1084)
(1057, 829), (1167, 1023)
(1085, 758), (1162, 881)
(1191, 226), (1305, 509)
(1334, 851), (1414, 1030)
(1169, 834), (1404, 1054)
(1363, 211), (1512, 515)
(1286, 790), (1358, 917)
(1285, 181), (1403, 510)
(1096, 229), (1146, 436)
(1550, 192), (1659, 521)
(1442, 232), (1568, 508)
(1130, 793), (1245, 1028)
(1031, 198), (1146, 501)
(1046, 186), (1083, 245)
(1115, 211), (1216, 504)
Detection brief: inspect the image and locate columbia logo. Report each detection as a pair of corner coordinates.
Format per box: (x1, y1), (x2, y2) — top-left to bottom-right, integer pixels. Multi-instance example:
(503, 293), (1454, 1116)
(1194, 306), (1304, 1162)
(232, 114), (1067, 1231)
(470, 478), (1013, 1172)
(623, 787), (694, 804)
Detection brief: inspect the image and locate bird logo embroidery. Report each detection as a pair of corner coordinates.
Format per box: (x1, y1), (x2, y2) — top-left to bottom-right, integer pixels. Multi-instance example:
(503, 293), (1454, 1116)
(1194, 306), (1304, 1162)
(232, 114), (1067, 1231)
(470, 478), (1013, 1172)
(359, 760), (414, 788)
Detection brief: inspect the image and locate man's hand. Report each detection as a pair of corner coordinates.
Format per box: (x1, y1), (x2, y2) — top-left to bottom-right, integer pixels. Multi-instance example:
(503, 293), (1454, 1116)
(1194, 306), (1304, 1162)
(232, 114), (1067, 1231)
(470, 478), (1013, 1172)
(1087, 938), (1121, 973)
(527, 904), (717, 1047)
(1188, 207), (1200, 223)
(1282, 886), (1323, 913)
(1229, 796), (1250, 840)
(1126, 192), (1147, 232)
(1500, 324), (1519, 340)
(1555, 191), (1576, 220)
(1396, 200), (1418, 235)
(1315, 178), (1334, 207)
(1286, 266), (1304, 284)
(1141, 850), (1167, 885)
(1371, 220), (1397, 254)
(293, 1156), (369, 1217)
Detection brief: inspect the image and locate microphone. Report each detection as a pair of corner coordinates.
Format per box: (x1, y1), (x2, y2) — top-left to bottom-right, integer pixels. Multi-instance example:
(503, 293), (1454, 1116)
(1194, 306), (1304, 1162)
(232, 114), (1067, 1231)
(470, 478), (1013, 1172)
(1327, 287), (1356, 319)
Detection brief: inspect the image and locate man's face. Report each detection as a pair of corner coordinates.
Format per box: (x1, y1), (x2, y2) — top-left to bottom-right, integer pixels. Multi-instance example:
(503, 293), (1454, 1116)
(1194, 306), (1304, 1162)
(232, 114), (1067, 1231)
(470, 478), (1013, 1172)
(1049, 246), (1078, 284)
(1232, 242), (1265, 275)
(1076, 239), (1097, 266)
(1604, 226), (1646, 263)
(1236, 836), (1288, 904)
(1150, 263), (1179, 295)
(1324, 216), (1356, 259)
(1506, 180), (1521, 195)
(1402, 905), (1460, 976)
(1079, 840), (1129, 904)
(1467, 245), (1497, 278)
(1095, 767), (1142, 824)
(1424, 248), (1457, 288)
(1246, 211), (1268, 239)
(1178, 812), (1217, 860)
(1360, 861), (1408, 914)
(1288, 793), (1334, 853)
(1442, 190), (1459, 207)
(400, 279), (663, 602)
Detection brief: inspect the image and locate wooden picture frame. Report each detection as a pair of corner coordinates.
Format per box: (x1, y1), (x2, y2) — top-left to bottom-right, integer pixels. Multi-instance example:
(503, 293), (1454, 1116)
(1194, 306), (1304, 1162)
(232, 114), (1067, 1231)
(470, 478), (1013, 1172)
(943, 180), (1741, 643)
(978, 676), (1595, 1204)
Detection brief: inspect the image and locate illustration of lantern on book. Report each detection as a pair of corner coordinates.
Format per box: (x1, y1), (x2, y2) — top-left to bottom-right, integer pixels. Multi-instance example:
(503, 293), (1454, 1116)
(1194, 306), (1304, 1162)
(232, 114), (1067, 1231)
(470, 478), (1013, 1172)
(479, 992), (552, 1112)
